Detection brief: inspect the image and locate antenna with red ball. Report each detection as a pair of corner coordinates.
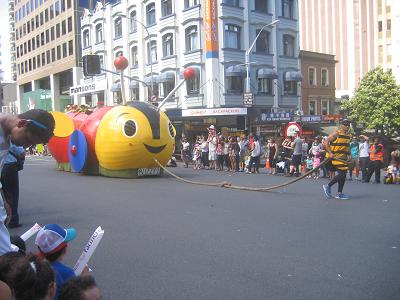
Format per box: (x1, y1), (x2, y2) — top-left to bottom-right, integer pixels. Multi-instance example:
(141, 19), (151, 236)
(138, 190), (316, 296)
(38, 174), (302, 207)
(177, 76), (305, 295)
(156, 67), (197, 112)
(113, 55), (129, 105)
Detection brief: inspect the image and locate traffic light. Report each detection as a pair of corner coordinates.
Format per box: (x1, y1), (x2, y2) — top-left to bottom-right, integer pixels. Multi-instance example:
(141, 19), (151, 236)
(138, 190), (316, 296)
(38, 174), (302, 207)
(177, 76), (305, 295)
(82, 55), (101, 76)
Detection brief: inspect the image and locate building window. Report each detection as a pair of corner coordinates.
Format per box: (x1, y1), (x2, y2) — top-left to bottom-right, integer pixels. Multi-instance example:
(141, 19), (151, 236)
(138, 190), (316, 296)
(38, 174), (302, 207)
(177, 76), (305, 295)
(378, 20), (383, 32)
(284, 73), (297, 95)
(51, 27), (54, 41)
(257, 78), (272, 95)
(223, 0), (239, 7)
(114, 17), (122, 38)
(283, 34), (295, 57)
(224, 24), (241, 49)
(162, 33), (174, 57)
(67, 17), (72, 32)
(62, 20), (66, 35)
(147, 40), (157, 64)
(115, 51), (123, 58)
(309, 100), (316, 115)
(226, 76), (243, 94)
(255, 29), (270, 53)
(55, 0), (60, 16)
(146, 3), (156, 26)
(95, 24), (103, 43)
(51, 48), (56, 62)
(62, 43), (67, 58)
(56, 23), (60, 38)
(321, 100), (329, 115)
(50, 4), (54, 19)
(57, 45), (61, 60)
(162, 78), (175, 98)
(308, 67), (316, 86)
(185, 26), (198, 52)
(282, 0), (294, 19)
(321, 68), (328, 87)
(162, 0), (172, 17)
(83, 29), (90, 48)
(129, 11), (137, 33)
(130, 46), (138, 67)
(130, 85), (139, 101)
(184, 0), (198, 9)
(255, 0), (268, 13)
(68, 40), (73, 56)
(186, 69), (200, 95)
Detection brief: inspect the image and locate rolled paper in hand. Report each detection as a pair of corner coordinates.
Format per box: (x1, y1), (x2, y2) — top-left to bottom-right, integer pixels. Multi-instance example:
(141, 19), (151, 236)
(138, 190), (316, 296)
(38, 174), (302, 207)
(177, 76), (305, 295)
(73, 226), (104, 275)
(20, 223), (42, 241)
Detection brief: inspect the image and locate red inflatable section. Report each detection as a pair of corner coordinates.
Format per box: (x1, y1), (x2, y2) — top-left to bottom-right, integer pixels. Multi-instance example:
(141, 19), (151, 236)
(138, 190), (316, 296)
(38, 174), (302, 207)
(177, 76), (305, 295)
(48, 136), (70, 163)
(79, 106), (113, 165)
(67, 112), (89, 130)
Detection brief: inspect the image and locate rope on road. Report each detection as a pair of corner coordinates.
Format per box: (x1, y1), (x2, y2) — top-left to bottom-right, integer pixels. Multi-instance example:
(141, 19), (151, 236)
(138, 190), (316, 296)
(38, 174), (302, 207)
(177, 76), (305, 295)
(154, 157), (349, 192)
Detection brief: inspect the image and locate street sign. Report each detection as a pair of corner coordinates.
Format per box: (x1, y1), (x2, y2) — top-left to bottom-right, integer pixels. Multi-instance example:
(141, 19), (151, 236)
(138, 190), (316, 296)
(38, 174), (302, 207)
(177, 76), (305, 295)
(285, 122), (302, 137)
(242, 92), (254, 107)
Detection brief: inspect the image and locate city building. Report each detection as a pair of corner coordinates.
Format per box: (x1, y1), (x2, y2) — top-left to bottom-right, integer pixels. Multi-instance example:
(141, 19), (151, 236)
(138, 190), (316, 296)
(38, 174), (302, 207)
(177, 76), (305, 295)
(1, 81), (18, 113)
(77, 0), (301, 136)
(9, 0), (17, 81)
(14, 0), (90, 113)
(299, 0), (376, 99)
(377, 0), (400, 83)
(298, 50), (339, 137)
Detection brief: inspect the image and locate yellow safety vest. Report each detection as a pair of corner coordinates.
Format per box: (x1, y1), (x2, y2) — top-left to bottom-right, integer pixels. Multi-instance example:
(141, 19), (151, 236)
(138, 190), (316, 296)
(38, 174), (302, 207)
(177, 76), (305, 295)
(330, 130), (351, 170)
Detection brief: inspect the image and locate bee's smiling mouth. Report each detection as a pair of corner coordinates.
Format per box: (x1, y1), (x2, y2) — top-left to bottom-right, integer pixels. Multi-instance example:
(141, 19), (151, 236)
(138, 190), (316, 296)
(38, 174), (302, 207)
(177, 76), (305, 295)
(144, 144), (166, 153)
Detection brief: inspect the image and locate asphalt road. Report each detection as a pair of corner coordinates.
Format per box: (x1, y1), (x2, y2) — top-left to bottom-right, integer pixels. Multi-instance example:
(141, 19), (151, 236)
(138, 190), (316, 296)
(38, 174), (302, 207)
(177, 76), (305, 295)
(9, 156), (400, 300)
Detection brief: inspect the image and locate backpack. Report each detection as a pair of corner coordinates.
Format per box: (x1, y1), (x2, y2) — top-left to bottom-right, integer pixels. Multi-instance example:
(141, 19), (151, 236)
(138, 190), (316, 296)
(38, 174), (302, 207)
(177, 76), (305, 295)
(9, 150), (25, 171)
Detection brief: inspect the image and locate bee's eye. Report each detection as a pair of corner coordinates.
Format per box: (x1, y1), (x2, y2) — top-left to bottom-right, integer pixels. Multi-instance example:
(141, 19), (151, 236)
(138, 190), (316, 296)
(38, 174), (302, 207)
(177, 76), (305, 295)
(123, 120), (137, 137)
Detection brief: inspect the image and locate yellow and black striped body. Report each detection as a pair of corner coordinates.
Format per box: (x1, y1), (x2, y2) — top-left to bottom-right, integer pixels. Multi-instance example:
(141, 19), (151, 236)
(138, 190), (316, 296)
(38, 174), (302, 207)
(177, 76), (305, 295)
(330, 130), (351, 170)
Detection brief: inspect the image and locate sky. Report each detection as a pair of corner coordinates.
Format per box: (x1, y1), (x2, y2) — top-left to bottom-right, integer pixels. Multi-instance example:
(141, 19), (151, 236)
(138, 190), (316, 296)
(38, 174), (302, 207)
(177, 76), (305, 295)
(0, 0), (13, 82)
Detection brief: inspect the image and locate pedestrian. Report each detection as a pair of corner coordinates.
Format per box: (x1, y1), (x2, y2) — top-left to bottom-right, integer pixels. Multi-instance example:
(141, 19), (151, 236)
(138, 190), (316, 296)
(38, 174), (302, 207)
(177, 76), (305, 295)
(229, 137), (239, 172)
(313, 152), (321, 179)
(200, 135), (209, 169)
(216, 136), (224, 171)
(365, 137), (384, 184)
(59, 275), (101, 300)
(247, 136), (261, 174)
(305, 154), (314, 178)
(0, 144), (25, 228)
(35, 224), (89, 298)
(267, 139), (278, 175)
(348, 136), (360, 180)
(207, 126), (217, 170)
(358, 135), (370, 182)
(282, 136), (293, 175)
(238, 134), (248, 172)
(288, 130), (302, 177)
(181, 137), (190, 168)
(0, 109), (55, 255)
(322, 119), (352, 200)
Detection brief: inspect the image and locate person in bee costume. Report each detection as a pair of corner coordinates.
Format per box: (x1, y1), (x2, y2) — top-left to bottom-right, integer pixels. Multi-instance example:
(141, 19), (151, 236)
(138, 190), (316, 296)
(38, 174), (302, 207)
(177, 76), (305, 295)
(322, 119), (352, 200)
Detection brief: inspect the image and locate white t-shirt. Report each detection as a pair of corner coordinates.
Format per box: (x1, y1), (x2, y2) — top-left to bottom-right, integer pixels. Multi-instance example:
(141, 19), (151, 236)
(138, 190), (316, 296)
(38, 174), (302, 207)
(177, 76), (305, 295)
(359, 141), (370, 158)
(251, 141), (261, 157)
(208, 136), (217, 152)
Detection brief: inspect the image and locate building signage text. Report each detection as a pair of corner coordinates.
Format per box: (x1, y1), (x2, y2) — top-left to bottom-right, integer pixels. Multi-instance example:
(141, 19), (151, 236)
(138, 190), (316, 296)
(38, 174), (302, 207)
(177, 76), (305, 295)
(69, 81), (106, 96)
(182, 107), (247, 117)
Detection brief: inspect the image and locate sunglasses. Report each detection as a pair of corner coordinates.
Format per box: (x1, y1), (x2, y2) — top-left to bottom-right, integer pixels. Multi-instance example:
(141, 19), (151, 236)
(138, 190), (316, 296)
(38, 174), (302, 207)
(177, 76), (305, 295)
(26, 119), (47, 130)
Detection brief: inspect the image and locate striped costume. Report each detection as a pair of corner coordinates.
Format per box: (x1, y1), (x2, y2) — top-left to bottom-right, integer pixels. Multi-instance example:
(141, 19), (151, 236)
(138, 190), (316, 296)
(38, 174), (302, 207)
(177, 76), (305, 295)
(329, 130), (351, 171)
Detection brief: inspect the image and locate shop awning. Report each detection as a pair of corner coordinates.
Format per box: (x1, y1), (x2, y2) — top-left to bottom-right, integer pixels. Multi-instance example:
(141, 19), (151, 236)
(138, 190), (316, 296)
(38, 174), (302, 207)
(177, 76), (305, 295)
(257, 68), (278, 79)
(129, 80), (139, 88)
(285, 71), (303, 82)
(158, 72), (175, 83)
(225, 65), (246, 77)
(143, 75), (159, 85)
(111, 82), (121, 92)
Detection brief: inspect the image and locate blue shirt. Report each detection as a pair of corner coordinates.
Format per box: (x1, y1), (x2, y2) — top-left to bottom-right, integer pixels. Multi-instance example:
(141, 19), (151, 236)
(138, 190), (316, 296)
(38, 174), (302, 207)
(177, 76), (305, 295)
(350, 142), (360, 158)
(51, 261), (76, 299)
(4, 144), (25, 164)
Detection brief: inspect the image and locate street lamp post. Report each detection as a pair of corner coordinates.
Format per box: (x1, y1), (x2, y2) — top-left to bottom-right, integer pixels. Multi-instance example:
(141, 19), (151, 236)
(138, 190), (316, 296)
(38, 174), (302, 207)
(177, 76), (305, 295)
(118, 13), (154, 101)
(245, 20), (279, 93)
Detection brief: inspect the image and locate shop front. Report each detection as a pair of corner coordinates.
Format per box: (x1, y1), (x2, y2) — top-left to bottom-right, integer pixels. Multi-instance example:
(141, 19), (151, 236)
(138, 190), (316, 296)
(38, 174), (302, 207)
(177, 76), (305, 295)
(69, 80), (107, 108)
(250, 111), (293, 142)
(181, 107), (248, 141)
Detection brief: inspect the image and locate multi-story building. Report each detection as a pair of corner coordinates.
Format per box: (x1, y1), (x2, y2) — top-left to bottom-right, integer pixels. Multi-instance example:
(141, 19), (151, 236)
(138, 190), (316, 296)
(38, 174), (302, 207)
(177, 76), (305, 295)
(77, 0), (301, 135)
(9, 0), (17, 81)
(299, 0), (376, 99)
(14, 0), (90, 113)
(377, 0), (400, 83)
(299, 50), (336, 116)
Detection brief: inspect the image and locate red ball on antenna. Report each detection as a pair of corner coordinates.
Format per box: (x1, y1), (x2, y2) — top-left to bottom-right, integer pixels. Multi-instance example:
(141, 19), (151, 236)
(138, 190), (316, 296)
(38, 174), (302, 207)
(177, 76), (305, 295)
(114, 55), (129, 70)
(183, 67), (196, 80)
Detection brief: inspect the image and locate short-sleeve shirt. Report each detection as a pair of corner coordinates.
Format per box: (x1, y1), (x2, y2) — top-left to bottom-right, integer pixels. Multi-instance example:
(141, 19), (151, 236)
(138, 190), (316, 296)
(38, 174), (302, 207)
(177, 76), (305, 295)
(51, 261), (76, 299)
(293, 138), (303, 155)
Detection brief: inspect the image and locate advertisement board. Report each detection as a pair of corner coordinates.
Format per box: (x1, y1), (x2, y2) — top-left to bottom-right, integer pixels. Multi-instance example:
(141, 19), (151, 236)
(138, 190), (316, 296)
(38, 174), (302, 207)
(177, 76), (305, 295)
(204, 0), (219, 58)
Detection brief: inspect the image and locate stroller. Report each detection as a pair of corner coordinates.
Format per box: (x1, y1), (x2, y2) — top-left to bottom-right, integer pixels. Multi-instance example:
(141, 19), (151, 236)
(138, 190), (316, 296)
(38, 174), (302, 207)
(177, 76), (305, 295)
(275, 151), (286, 175)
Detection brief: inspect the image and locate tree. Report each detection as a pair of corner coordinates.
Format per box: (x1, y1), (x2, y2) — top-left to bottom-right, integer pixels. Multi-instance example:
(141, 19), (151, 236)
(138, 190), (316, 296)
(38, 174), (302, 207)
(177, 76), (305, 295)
(341, 66), (400, 136)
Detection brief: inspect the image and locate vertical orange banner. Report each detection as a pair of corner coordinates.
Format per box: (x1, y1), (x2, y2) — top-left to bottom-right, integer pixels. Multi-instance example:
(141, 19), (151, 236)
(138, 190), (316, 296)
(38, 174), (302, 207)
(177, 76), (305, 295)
(204, 0), (219, 58)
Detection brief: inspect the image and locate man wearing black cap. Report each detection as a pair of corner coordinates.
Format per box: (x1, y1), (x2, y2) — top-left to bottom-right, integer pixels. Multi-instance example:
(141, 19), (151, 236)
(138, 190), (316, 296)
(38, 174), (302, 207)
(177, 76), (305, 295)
(322, 119), (352, 200)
